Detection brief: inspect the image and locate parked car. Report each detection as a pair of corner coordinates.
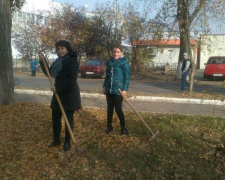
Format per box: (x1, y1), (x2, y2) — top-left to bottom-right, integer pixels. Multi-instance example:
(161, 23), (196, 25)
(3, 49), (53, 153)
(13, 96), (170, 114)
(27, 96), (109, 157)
(203, 56), (225, 80)
(80, 59), (107, 78)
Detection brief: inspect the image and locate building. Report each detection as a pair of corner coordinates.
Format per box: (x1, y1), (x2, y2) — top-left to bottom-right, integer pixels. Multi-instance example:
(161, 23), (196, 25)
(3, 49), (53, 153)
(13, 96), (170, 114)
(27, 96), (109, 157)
(12, 0), (61, 26)
(11, 0), (61, 66)
(132, 39), (197, 68)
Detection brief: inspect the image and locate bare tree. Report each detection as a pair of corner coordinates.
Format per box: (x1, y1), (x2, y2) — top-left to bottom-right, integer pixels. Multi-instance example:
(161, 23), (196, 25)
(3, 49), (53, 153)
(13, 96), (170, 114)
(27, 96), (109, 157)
(122, 3), (152, 71)
(13, 22), (45, 61)
(94, 1), (124, 57)
(145, 0), (225, 93)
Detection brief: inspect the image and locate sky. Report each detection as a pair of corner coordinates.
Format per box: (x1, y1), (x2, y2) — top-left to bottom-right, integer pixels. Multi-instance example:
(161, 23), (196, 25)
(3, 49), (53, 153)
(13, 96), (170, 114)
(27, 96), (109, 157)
(21, 0), (116, 14)
(21, 0), (110, 13)
(21, 0), (160, 18)
(22, 0), (225, 34)
(52, 0), (161, 19)
(53, 0), (118, 11)
(52, 0), (161, 14)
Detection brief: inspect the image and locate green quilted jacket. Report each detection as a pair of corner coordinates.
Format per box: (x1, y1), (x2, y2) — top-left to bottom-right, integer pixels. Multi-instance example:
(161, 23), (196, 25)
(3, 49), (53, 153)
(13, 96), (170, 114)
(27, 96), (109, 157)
(103, 56), (130, 95)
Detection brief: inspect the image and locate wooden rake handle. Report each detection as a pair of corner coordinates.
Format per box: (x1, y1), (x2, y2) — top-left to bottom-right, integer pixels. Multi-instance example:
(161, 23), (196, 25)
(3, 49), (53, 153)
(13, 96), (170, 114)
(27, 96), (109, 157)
(40, 56), (77, 145)
(118, 89), (156, 136)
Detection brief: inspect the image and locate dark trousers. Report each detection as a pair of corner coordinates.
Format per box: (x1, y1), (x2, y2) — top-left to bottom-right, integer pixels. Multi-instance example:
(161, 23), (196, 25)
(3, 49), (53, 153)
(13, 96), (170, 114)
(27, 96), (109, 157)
(52, 110), (74, 142)
(106, 93), (125, 127)
(31, 70), (36, 76)
(181, 70), (190, 90)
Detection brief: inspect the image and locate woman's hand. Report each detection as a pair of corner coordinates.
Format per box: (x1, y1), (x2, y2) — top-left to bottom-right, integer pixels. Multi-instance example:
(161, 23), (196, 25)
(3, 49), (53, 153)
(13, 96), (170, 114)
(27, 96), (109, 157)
(38, 52), (44, 60)
(121, 90), (127, 97)
(103, 87), (106, 95)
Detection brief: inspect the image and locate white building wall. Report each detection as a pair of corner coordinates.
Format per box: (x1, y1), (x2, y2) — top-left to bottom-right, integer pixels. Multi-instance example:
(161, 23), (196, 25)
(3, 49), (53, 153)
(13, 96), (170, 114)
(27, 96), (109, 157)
(12, 0), (61, 58)
(150, 46), (197, 69)
(21, 0), (59, 14)
(152, 47), (180, 67)
(200, 35), (225, 69)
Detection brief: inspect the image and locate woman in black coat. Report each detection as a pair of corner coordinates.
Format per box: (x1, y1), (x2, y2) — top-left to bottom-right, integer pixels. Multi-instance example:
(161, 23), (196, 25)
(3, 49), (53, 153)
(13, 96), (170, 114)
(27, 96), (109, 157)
(39, 40), (81, 151)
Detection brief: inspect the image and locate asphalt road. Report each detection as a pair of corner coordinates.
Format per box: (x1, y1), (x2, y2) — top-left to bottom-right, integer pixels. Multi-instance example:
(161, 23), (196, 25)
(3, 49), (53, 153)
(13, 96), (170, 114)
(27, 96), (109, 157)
(13, 69), (225, 117)
(14, 70), (225, 95)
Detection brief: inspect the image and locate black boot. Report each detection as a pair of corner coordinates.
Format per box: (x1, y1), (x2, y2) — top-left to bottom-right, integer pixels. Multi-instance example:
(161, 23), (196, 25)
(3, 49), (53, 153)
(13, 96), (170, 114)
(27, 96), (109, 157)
(121, 127), (128, 135)
(63, 141), (71, 152)
(105, 125), (113, 134)
(49, 140), (61, 148)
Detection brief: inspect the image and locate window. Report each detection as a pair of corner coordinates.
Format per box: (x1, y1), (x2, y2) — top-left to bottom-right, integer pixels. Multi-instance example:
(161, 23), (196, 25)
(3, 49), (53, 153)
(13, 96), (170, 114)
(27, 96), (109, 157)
(208, 58), (225, 64)
(86, 60), (103, 65)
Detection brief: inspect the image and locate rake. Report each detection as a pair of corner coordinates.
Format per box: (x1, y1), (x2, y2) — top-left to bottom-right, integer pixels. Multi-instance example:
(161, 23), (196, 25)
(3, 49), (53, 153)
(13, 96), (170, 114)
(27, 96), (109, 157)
(118, 89), (159, 141)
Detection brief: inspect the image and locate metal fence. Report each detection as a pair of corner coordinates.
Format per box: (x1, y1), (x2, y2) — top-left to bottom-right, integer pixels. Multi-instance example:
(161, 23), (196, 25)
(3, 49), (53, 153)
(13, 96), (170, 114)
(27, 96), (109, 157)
(144, 62), (178, 71)
(13, 57), (28, 68)
(151, 62), (178, 69)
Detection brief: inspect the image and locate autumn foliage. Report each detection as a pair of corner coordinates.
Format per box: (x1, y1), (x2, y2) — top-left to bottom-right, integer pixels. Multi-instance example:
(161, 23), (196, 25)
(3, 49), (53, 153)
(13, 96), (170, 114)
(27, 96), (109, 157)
(0, 102), (224, 179)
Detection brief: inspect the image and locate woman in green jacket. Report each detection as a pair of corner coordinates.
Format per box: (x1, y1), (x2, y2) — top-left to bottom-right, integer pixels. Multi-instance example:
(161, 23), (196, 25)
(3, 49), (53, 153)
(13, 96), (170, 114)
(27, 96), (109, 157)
(103, 46), (130, 135)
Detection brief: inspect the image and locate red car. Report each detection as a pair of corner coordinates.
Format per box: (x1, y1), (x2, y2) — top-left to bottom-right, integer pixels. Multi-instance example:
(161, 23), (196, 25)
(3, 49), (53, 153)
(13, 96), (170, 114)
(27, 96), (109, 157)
(80, 59), (107, 78)
(203, 56), (225, 80)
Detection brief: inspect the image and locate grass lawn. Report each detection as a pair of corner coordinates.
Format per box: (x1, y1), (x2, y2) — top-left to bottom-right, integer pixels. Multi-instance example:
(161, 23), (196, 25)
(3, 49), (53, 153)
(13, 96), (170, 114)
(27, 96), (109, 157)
(0, 102), (225, 179)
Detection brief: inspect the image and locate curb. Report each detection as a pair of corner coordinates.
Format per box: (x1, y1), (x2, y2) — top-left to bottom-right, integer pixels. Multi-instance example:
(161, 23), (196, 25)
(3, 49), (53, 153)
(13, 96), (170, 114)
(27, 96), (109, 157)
(129, 96), (225, 106)
(14, 89), (106, 99)
(14, 89), (225, 106)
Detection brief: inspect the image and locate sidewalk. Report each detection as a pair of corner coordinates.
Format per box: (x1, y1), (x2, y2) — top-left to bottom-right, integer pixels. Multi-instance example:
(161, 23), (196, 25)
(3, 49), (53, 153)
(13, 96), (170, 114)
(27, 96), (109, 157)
(14, 89), (225, 117)
(14, 89), (225, 106)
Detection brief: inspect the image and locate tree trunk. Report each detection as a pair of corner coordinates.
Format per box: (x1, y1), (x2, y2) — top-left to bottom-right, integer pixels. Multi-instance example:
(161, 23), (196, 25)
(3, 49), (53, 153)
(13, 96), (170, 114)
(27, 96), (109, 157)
(176, 31), (189, 79)
(189, 67), (194, 93)
(0, 0), (14, 105)
(187, 28), (194, 94)
(176, 0), (194, 93)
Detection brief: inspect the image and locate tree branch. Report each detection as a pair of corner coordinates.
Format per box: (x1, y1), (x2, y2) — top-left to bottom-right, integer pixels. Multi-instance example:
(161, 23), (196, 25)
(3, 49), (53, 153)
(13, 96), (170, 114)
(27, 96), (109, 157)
(189, 0), (205, 24)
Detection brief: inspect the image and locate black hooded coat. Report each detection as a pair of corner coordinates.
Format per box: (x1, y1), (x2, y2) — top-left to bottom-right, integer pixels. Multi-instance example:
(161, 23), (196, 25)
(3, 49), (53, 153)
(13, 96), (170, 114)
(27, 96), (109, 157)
(40, 52), (81, 111)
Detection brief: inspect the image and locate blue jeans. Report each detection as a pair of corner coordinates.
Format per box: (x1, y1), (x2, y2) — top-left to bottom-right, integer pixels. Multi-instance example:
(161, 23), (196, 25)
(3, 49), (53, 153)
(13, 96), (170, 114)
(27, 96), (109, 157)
(181, 70), (190, 90)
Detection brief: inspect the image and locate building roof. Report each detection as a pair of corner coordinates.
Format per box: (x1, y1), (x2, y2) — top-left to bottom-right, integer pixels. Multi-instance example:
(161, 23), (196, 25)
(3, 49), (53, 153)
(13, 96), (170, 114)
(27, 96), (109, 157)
(132, 39), (196, 46)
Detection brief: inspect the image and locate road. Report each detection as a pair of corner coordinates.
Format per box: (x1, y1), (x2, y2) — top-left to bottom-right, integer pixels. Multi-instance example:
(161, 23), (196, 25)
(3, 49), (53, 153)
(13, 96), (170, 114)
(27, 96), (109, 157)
(13, 70), (225, 117)
(14, 70), (225, 95)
